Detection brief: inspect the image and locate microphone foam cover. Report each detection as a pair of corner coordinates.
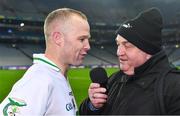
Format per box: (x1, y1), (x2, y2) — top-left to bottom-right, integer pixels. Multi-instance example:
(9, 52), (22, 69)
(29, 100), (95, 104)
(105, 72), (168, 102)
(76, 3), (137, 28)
(90, 67), (108, 84)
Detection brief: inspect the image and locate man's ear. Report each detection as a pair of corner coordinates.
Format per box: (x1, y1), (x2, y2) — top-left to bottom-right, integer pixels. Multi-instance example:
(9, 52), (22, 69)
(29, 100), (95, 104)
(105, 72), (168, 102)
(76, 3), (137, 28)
(52, 32), (63, 46)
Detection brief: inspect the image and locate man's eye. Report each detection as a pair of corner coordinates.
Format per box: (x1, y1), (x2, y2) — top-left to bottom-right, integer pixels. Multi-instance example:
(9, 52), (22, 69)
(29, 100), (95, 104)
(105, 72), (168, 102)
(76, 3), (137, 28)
(80, 39), (85, 42)
(124, 43), (133, 48)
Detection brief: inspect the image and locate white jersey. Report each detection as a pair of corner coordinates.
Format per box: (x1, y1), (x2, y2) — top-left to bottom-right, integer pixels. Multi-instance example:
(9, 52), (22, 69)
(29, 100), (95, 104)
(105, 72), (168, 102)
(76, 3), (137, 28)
(0, 54), (77, 116)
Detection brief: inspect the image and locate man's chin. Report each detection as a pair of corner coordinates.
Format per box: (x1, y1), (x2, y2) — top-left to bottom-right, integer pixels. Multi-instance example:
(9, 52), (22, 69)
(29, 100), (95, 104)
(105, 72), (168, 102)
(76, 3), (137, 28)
(120, 65), (126, 70)
(120, 65), (134, 75)
(120, 65), (129, 72)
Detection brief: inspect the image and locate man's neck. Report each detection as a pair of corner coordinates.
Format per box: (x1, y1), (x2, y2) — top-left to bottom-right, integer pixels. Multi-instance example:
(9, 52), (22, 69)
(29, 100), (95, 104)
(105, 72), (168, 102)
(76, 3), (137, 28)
(44, 54), (68, 76)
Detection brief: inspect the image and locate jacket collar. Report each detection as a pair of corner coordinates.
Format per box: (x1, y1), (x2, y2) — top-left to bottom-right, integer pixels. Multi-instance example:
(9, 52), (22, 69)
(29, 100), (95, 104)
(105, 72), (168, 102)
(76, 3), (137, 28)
(127, 50), (171, 89)
(134, 50), (170, 76)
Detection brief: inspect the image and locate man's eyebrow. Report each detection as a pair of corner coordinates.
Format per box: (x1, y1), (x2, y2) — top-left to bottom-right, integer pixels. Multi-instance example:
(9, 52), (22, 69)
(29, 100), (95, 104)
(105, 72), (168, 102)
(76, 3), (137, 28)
(122, 41), (129, 44)
(80, 35), (91, 39)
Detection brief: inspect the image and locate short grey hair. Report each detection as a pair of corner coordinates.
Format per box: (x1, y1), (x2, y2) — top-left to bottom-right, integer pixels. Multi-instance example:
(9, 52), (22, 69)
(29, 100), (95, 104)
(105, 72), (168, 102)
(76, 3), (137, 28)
(44, 8), (87, 40)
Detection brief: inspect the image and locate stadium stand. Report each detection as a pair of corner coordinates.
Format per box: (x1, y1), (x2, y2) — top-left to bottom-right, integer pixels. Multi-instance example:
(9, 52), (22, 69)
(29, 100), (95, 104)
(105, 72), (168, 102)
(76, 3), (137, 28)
(164, 46), (180, 65)
(0, 43), (32, 66)
(0, 42), (179, 67)
(0, 43), (118, 66)
(0, 0), (180, 68)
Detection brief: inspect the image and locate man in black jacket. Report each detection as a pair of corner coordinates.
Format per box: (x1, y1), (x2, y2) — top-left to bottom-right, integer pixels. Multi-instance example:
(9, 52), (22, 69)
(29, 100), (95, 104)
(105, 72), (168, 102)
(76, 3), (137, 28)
(79, 7), (180, 115)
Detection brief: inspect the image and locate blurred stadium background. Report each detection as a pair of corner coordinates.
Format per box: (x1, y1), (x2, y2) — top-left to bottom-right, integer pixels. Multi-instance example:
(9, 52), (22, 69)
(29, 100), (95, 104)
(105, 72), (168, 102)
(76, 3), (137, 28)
(0, 0), (180, 106)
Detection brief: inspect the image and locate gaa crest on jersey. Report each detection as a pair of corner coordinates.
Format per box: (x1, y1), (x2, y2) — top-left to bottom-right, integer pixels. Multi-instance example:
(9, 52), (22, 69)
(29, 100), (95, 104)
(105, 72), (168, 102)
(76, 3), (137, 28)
(3, 97), (27, 116)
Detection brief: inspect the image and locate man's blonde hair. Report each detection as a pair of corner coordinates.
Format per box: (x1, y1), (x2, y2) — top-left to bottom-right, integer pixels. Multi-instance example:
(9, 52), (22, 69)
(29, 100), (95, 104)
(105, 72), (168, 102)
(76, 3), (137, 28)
(44, 8), (87, 40)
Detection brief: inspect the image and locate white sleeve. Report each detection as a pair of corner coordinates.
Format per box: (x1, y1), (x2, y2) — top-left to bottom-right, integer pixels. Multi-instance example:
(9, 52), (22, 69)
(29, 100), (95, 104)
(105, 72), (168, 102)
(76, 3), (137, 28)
(0, 73), (52, 116)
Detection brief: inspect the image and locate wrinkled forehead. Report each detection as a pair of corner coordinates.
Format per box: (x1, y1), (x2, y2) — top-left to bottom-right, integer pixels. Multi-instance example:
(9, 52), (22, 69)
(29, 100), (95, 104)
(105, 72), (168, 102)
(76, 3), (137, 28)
(115, 35), (129, 43)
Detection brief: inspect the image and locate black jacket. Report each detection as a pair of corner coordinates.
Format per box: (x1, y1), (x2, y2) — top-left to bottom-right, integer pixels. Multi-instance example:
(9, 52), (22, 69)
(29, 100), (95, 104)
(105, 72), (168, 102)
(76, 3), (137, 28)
(79, 51), (180, 115)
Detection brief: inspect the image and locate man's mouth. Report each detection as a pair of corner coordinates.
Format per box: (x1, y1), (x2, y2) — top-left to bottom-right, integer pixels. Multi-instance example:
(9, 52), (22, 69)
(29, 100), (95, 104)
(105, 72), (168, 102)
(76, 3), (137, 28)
(119, 58), (128, 63)
(80, 53), (87, 58)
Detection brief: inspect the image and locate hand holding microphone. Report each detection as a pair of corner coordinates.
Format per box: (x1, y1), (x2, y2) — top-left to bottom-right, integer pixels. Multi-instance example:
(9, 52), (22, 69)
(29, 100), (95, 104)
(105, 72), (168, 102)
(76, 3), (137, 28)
(88, 67), (108, 109)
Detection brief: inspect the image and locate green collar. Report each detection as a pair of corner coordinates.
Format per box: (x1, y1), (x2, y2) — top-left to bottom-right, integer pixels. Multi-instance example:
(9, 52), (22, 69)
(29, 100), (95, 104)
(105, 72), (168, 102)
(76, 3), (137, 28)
(33, 54), (60, 72)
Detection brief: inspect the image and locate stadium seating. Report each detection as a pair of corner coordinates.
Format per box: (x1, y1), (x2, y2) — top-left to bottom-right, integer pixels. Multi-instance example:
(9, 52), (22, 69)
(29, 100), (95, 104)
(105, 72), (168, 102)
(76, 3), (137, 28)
(0, 43), (179, 67)
(0, 0), (180, 68)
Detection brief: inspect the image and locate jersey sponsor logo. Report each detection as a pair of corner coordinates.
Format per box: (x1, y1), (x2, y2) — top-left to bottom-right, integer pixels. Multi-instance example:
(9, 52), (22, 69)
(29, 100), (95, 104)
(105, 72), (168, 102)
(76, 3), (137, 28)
(71, 99), (75, 108)
(3, 97), (27, 116)
(69, 92), (73, 96)
(66, 102), (73, 111)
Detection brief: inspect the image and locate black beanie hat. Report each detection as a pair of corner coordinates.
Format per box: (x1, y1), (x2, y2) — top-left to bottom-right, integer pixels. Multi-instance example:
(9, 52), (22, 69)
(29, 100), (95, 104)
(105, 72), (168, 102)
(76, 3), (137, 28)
(116, 7), (163, 55)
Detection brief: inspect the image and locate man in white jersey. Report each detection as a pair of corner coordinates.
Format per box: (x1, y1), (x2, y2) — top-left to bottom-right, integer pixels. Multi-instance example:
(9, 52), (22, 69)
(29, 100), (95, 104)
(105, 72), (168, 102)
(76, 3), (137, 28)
(0, 8), (91, 115)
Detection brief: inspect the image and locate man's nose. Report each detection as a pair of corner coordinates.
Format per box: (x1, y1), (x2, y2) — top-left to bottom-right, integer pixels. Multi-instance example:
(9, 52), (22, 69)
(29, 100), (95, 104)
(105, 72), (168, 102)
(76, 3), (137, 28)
(117, 45), (125, 56)
(84, 40), (91, 51)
